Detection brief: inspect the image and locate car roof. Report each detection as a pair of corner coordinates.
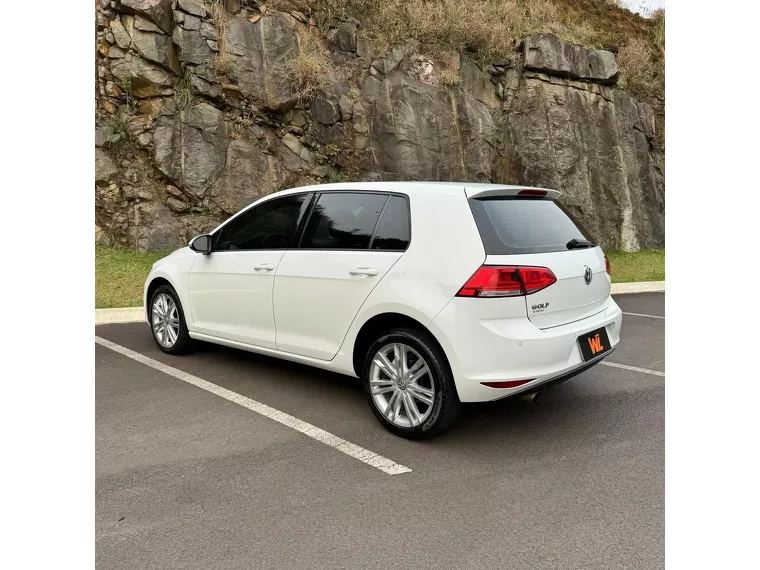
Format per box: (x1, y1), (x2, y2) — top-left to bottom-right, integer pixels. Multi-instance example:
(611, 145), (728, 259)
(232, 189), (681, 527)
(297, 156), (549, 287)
(212, 181), (560, 235)
(269, 181), (556, 198)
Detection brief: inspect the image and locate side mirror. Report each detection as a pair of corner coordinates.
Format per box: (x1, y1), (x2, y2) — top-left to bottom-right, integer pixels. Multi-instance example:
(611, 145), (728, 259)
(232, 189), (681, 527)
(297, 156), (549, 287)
(189, 234), (212, 254)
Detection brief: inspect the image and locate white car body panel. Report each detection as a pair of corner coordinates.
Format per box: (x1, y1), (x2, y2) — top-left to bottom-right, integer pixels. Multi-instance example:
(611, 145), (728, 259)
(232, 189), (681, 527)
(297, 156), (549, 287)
(188, 250), (285, 349)
(331, 187), (487, 366)
(142, 248), (196, 323)
(144, 181), (623, 404)
(486, 248), (610, 329)
(430, 295), (622, 402)
(273, 250), (402, 360)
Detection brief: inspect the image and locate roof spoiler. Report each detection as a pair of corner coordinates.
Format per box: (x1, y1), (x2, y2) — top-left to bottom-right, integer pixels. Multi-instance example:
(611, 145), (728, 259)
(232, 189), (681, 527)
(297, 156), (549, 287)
(464, 185), (561, 200)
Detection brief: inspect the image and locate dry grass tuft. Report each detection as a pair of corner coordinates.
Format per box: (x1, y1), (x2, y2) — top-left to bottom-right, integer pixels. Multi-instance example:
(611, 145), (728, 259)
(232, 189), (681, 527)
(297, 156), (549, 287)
(315, 0), (606, 64)
(285, 30), (335, 100)
(211, 51), (234, 77)
(174, 68), (194, 110)
(438, 69), (461, 87)
(210, 2), (233, 79)
(650, 8), (665, 53)
(313, 0), (664, 99)
(617, 37), (661, 99)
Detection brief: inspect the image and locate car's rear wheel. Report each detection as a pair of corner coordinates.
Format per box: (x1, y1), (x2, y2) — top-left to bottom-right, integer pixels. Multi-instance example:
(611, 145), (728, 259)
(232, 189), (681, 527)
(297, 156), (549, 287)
(362, 328), (460, 439)
(149, 284), (193, 354)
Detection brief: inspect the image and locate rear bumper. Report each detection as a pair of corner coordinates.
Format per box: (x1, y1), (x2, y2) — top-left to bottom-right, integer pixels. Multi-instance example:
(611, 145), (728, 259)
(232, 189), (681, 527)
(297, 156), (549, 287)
(430, 297), (623, 402)
(503, 347), (614, 399)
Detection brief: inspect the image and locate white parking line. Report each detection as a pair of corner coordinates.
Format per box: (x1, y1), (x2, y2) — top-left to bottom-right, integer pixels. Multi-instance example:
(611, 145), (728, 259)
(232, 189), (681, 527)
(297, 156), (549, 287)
(623, 312), (665, 320)
(602, 361), (665, 377)
(95, 336), (412, 476)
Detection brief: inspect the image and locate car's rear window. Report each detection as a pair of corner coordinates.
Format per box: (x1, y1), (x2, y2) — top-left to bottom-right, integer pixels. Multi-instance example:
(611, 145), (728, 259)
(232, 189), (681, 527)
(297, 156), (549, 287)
(468, 197), (594, 255)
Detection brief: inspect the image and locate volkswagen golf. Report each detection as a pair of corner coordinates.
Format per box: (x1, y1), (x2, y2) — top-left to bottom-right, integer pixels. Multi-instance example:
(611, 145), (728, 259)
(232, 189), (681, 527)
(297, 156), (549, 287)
(144, 182), (622, 439)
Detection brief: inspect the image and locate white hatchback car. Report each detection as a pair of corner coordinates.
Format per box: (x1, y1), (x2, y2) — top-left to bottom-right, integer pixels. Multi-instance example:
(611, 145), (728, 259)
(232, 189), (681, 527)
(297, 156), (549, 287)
(144, 182), (622, 438)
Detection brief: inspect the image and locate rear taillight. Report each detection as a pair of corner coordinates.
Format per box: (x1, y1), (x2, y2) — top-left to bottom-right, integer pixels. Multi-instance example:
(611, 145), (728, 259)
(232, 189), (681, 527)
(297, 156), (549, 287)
(520, 267), (558, 294)
(456, 266), (557, 297)
(604, 256), (611, 275)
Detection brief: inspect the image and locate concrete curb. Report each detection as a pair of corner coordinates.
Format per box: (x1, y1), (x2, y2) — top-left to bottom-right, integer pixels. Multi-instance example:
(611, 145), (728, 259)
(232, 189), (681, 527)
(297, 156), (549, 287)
(95, 281), (665, 325)
(95, 307), (145, 325)
(611, 281), (665, 295)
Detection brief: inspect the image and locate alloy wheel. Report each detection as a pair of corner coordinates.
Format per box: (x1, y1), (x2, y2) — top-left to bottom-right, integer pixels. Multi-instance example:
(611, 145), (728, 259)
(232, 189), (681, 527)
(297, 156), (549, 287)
(369, 342), (436, 428)
(152, 293), (180, 348)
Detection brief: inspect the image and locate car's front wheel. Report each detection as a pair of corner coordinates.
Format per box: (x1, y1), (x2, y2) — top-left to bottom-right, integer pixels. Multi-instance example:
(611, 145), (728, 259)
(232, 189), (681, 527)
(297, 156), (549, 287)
(362, 328), (460, 439)
(149, 284), (193, 355)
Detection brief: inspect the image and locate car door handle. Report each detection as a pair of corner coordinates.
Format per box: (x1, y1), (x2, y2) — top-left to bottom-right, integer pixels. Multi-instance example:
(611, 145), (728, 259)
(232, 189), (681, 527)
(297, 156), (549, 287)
(254, 263), (276, 271)
(349, 267), (379, 277)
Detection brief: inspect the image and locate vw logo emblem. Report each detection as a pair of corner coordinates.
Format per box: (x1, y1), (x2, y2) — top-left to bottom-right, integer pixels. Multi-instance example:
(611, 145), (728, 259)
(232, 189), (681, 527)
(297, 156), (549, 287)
(583, 266), (593, 285)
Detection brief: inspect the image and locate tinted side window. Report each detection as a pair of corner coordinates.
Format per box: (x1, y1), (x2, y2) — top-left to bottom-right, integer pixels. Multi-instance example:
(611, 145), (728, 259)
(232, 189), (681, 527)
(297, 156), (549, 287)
(468, 197), (594, 255)
(371, 196), (410, 251)
(213, 194), (309, 251)
(300, 193), (388, 250)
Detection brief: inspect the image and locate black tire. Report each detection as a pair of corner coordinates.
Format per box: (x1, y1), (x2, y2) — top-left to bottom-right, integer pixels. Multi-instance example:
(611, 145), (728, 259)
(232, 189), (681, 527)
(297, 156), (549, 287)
(362, 327), (461, 439)
(148, 284), (194, 355)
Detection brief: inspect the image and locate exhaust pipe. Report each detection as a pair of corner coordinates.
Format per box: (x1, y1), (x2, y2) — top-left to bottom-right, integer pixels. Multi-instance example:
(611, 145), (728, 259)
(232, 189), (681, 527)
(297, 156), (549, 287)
(520, 390), (542, 403)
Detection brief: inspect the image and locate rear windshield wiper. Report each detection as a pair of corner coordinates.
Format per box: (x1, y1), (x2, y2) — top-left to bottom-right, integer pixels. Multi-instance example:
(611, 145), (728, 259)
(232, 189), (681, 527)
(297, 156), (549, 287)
(566, 238), (597, 250)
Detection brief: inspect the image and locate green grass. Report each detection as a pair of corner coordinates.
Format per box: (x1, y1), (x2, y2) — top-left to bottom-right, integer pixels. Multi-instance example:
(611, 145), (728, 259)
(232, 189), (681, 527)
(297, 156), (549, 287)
(606, 249), (664, 283)
(95, 246), (664, 308)
(96, 246), (172, 308)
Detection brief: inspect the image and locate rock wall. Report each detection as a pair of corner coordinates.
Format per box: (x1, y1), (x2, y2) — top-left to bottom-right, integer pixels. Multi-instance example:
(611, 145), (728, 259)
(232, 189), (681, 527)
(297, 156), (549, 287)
(95, 0), (665, 252)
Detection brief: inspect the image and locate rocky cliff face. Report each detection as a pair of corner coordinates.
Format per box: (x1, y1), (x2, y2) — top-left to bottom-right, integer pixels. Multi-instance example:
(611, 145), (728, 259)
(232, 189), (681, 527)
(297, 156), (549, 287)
(95, 0), (664, 252)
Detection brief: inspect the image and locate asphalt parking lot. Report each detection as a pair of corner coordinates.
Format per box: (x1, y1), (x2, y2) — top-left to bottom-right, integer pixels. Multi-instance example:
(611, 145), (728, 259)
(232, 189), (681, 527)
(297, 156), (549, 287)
(96, 293), (664, 570)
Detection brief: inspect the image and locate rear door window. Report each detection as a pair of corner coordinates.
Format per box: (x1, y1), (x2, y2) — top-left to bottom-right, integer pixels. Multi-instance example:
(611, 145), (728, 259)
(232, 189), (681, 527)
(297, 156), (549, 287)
(370, 196), (410, 251)
(468, 197), (594, 255)
(299, 192), (388, 250)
